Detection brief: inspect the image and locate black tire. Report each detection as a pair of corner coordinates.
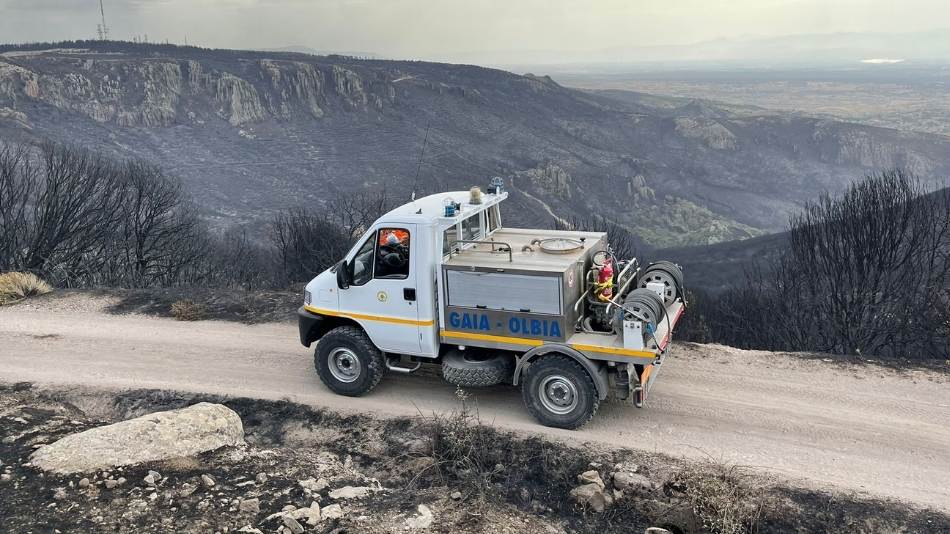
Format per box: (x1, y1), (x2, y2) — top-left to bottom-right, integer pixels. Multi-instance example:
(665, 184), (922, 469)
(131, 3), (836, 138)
(521, 355), (599, 429)
(442, 351), (514, 387)
(315, 326), (385, 397)
(639, 261), (685, 305)
(624, 288), (667, 329)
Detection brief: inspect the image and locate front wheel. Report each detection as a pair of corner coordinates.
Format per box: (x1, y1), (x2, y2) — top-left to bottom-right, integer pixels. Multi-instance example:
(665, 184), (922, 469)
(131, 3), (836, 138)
(521, 355), (599, 429)
(315, 326), (385, 396)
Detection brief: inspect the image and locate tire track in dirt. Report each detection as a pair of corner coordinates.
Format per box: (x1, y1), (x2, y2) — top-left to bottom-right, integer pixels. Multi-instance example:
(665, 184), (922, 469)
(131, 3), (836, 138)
(1, 304), (948, 511)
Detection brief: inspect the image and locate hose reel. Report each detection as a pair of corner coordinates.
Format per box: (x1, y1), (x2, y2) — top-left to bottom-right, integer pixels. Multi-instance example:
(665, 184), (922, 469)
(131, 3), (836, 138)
(620, 288), (667, 331)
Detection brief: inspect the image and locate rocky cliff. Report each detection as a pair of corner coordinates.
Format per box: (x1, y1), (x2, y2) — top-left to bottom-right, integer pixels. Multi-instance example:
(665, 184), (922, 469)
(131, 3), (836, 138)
(0, 53), (388, 128)
(3, 42), (950, 247)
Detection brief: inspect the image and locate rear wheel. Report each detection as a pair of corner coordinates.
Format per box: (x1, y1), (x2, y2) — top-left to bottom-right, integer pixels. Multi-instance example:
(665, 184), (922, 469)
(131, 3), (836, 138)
(315, 326), (385, 396)
(521, 355), (599, 429)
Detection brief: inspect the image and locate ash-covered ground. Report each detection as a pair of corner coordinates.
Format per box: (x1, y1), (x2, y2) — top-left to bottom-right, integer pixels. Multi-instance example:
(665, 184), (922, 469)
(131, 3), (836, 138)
(1, 383), (946, 534)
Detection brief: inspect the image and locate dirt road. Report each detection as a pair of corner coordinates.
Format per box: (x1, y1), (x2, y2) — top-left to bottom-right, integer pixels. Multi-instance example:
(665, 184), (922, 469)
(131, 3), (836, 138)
(2, 300), (948, 511)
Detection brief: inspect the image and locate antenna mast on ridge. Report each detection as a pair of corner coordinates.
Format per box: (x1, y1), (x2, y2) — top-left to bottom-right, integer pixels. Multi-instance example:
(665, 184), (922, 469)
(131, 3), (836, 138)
(96, 0), (110, 41)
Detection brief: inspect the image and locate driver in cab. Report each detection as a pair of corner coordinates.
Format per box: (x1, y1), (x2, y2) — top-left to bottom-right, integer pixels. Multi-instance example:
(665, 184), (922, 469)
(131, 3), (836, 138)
(376, 229), (410, 278)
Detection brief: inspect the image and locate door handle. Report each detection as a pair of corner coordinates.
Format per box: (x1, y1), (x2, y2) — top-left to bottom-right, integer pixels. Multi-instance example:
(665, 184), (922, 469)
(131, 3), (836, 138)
(403, 288), (417, 301)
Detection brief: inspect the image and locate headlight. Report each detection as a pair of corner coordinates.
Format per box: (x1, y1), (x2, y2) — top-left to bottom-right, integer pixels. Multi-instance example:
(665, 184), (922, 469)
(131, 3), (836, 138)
(304, 290), (312, 305)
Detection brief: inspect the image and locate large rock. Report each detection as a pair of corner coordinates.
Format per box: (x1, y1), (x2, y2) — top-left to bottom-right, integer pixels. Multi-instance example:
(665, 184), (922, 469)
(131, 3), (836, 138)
(405, 504), (434, 529)
(31, 403), (245, 473)
(570, 483), (613, 512)
(577, 470), (605, 490)
(328, 485), (374, 500)
(613, 471), (653, 492)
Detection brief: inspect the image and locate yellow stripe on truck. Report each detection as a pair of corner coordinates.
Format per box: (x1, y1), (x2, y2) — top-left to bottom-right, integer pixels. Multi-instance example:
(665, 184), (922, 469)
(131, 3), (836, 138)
(441, 329), (544, 346)
(304, 306), (435, 327)
(441, 330), (656, 359)
(569, 343), (656, 359)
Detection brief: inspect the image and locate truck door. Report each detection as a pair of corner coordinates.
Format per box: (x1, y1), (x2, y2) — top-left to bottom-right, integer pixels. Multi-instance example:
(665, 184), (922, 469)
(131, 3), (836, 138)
(340, 224), (425, 355)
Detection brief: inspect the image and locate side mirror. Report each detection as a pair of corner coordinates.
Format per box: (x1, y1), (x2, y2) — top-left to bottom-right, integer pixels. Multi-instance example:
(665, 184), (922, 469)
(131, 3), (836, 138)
(335, 259), (351, 289)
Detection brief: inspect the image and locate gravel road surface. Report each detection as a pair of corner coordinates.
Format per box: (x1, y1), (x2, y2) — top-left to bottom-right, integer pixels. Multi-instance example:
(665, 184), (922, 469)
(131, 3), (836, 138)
(2, 300), (948, 511)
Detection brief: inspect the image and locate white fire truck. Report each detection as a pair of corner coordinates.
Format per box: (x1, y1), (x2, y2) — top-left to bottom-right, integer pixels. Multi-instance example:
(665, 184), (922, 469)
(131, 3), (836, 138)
(298, 186), (685, 429)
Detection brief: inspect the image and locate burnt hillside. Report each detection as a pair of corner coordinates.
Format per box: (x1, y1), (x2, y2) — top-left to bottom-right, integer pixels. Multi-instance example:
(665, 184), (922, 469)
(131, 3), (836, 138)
(3, 41), (950, 246)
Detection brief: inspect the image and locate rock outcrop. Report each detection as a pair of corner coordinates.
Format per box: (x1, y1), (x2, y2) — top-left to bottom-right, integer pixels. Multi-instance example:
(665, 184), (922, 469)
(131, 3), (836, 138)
(675, 117), (737, 150)
(0, 52), (392, 128)
(520, 163), (573, 199)
(212, 72), (265, 126)
(31, 402), (245, 473)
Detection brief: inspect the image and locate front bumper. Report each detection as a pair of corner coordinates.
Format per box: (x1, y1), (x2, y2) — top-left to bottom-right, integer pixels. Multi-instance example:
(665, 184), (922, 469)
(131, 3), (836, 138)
(297, 306), (324, 347)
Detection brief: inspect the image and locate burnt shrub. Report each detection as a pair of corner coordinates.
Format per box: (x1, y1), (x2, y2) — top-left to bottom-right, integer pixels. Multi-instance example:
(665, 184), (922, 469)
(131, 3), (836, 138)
(695, 171), (950, 360)
(170, 299), (207, 321)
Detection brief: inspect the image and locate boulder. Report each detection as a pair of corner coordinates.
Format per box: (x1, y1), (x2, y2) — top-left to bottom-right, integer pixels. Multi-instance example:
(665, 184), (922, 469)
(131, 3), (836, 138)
(31, 403), (244, 474)
(144, 470), (162, 486)
(282, 516), (305, 534)
(299, 477), (328, 493)
(577, 470), (605, 490)
(613, 471), (653, 492)
(322, 503), (344, 519)
(179, 482), (198, 497)
(239, 498), (260, 513)
(405, 504), (434, 529)
(289, 501), (321, 526)
(645, 528), (673, 534)
(570, 483), (613, 512)
(328, 485), (373, 499)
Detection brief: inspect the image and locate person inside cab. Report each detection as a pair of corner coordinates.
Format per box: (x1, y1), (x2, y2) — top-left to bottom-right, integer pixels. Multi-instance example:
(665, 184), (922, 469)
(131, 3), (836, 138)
(375, 228), (410, 279)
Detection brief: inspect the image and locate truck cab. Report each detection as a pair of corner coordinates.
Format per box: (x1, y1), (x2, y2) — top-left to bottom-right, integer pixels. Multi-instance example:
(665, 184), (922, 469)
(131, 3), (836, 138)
(299, 186), (685, 429)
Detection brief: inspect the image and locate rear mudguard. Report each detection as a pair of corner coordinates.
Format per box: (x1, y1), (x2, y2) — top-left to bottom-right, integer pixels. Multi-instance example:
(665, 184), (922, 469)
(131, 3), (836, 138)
(513, 344), (610, 400)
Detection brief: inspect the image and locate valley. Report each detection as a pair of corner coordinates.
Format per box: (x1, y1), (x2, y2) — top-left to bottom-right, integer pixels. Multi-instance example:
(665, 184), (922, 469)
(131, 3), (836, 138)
(4, 41), (950, 248)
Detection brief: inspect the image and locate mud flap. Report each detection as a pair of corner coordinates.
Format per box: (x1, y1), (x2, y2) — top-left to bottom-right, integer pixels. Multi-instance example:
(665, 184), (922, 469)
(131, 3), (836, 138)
(630, 348), (668, 408)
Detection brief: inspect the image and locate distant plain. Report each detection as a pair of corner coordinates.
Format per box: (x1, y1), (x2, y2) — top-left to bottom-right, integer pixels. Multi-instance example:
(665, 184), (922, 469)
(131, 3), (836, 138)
(555, 64), (950, 136)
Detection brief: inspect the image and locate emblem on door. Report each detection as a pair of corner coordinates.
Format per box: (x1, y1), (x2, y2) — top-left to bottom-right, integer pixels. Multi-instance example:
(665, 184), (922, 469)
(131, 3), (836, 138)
(377, 291), (388, 302)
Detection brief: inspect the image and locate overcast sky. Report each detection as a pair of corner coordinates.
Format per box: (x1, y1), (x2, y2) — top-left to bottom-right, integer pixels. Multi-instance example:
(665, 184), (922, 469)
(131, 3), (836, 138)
(1, 0), (947, 65)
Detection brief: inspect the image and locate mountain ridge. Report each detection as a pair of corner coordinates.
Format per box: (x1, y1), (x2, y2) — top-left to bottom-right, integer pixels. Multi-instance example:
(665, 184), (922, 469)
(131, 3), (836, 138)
(2, 41), (950, 247)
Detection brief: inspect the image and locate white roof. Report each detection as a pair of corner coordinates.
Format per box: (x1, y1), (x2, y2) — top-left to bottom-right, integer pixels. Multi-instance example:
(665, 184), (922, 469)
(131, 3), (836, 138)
(378, 190), (507, 227)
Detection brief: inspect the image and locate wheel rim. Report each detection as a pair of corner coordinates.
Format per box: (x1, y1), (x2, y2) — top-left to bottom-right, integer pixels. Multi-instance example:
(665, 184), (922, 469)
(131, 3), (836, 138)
(640, 270), (678, 303)
(328, 348), (362, 383)
(538, 375), (579, 415)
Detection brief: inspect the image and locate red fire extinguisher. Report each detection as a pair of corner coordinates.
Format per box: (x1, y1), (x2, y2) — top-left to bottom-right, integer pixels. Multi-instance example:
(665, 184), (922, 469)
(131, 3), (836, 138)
(595, 258), (614, 302)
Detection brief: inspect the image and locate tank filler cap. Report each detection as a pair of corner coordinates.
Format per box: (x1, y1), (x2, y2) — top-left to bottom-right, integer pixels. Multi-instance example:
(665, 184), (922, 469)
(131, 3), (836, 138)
(535, 238), (583, 254)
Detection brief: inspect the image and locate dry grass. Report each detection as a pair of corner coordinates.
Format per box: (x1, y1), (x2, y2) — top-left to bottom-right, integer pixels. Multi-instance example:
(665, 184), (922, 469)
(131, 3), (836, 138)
(423, 387), (503, 496)
(668, 461), (774, 534)
(170, 299), (207, 321)
(0, 272), (52, 305)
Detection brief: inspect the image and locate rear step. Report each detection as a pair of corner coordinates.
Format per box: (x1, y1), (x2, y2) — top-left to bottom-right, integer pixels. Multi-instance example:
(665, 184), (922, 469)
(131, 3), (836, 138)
(386, 355), (421, 374)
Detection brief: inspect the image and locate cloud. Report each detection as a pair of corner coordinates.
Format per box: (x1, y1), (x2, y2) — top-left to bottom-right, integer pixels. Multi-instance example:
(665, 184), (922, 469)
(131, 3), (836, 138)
(0, 0), (948, 65)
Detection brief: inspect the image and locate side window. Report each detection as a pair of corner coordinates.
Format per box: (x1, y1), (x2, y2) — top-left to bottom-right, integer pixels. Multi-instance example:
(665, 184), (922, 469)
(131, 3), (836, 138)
(487, 205), (500, 234)
(375, 228), (411, 280)
(350, 233), (376, 286)
(443, 225), (459, 256)
(460, 215), (481, 242)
